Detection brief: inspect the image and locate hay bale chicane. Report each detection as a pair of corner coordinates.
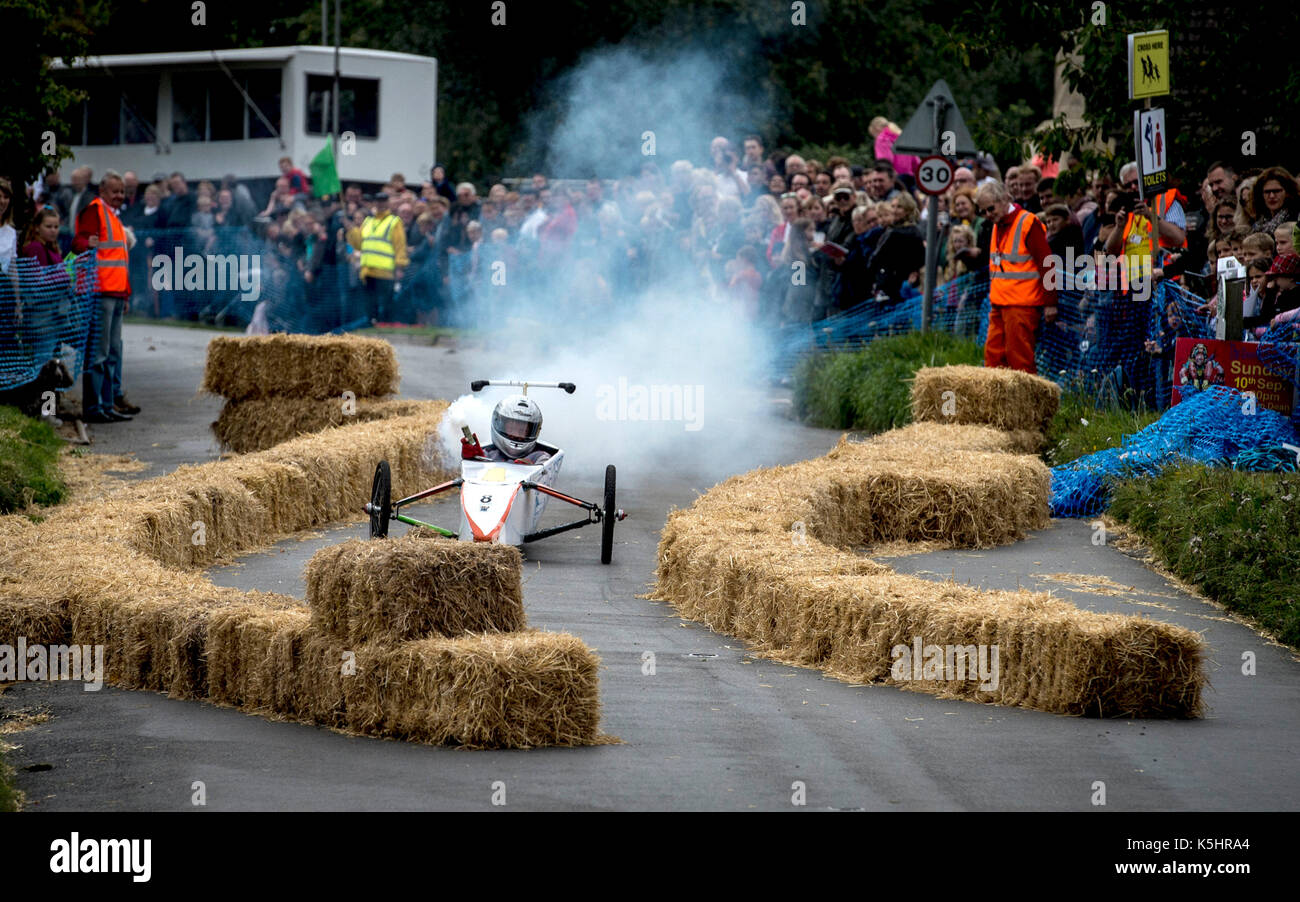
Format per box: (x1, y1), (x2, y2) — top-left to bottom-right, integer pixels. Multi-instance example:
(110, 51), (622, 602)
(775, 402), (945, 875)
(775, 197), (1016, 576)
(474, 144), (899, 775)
(654, 365), (1204, 717)
(0, 400), (606, 749)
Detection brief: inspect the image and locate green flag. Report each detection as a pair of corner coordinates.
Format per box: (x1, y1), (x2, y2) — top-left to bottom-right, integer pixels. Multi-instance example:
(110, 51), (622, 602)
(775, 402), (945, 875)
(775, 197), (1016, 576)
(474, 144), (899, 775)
(310, 138), (341, 198)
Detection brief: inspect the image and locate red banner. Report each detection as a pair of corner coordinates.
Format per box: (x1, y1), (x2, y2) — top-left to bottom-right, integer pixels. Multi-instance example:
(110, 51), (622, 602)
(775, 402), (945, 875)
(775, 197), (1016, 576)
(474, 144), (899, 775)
(1171, 338), (1294, 415)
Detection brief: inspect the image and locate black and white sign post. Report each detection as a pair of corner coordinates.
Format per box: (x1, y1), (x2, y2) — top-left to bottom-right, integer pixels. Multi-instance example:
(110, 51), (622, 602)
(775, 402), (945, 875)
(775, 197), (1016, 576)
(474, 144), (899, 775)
(894, 80), (978, 331)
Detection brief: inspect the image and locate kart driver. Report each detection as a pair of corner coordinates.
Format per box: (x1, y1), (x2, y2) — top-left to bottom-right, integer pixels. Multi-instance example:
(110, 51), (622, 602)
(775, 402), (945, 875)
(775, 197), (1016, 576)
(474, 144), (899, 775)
(461, 395), (552, 464)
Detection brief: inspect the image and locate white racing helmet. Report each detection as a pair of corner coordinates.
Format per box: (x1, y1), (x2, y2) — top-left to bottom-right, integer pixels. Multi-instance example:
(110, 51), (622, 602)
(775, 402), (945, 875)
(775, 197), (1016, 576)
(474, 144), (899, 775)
(490, 395), (543, 458)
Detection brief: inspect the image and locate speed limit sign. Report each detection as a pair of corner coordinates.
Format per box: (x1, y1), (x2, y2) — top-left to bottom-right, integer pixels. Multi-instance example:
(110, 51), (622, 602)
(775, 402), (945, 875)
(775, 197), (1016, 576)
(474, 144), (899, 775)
(916, 155), (954, 195)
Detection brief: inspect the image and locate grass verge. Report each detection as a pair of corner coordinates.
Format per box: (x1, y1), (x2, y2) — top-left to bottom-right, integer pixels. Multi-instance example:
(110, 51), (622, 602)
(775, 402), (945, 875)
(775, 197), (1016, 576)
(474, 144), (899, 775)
(0, 405), (67, 513)
(0, 745), (17, 812)
(1108, 464), (1300, 647)
(1045, 388), (1163, 466)
(792, 332), (984, 432)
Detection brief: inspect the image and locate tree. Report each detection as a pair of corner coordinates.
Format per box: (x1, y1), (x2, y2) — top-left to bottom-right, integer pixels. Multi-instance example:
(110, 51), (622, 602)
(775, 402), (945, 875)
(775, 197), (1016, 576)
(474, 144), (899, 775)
(0, 0), (101, 212)
(950, 0), (1300, 190)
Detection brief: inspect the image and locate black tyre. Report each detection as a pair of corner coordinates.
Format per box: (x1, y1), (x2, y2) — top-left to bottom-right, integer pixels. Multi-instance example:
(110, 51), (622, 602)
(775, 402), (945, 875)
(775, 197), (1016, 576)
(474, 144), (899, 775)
(601, 464), (616, 564)
(369, 460), (392, 538)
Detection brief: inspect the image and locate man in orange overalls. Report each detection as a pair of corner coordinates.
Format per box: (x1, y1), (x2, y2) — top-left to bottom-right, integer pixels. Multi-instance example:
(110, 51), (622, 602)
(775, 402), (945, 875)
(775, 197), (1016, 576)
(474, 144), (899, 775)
(73, 171), (133, 423)
(976, 180), (1058, 373)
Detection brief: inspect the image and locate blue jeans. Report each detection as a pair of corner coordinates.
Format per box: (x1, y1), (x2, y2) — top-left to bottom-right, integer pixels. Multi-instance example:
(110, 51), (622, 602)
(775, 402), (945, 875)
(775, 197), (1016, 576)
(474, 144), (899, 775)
(83, 295), (123, 415)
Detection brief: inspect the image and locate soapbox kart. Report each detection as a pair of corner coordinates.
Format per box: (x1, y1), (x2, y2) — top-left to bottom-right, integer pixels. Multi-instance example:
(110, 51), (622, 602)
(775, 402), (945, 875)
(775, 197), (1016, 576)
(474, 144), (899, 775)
(363, 380), (627, 563)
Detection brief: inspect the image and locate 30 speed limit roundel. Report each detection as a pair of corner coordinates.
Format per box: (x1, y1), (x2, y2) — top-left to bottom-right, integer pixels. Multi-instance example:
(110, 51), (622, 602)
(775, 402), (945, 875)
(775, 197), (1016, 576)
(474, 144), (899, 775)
(916, 155), (954, 196)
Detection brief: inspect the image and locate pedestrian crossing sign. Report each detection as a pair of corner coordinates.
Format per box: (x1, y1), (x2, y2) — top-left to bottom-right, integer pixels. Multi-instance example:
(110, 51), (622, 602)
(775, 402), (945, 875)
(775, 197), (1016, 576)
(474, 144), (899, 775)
(1128, 30), (1170, 99)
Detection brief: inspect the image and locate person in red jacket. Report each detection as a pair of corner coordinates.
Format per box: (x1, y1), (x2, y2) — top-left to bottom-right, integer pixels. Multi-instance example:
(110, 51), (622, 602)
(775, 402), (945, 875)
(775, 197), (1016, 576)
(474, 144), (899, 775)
(279, 156), (311, 196)
(73, 172), (135, 423)
(975, 180), (1058, 373)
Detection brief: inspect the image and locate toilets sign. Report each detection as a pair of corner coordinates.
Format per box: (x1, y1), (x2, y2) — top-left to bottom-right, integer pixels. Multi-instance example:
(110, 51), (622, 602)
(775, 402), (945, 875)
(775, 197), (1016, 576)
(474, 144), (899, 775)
(1134, 107), (1169, 194)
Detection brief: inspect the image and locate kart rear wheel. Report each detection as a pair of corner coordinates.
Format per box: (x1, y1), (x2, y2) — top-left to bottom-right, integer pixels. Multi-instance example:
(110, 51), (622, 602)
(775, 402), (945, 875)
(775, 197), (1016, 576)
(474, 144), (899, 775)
(601, 464), (616, 564)
(369, 460), (391, 538)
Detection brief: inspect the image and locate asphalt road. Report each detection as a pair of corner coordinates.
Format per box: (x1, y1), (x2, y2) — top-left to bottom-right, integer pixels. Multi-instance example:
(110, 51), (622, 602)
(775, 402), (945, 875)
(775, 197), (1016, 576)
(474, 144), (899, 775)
(4, 323), (1299, 811)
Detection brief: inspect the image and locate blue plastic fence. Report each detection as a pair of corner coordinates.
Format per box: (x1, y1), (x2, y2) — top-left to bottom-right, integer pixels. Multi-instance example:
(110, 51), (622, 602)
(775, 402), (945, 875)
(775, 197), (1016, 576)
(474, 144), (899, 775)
(0, 254), (100, 392)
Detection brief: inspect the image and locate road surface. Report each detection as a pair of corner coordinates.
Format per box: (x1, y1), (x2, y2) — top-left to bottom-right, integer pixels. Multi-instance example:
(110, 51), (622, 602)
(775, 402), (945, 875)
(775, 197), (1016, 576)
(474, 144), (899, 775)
(4, 324), (1298, 811)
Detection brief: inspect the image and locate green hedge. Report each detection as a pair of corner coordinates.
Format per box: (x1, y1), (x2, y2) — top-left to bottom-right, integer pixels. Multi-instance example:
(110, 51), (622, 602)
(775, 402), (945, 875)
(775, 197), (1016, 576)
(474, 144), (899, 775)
(792, 332), (985, 432)
(0, 404), (67, 513)
(1109, 464), (1300, 647)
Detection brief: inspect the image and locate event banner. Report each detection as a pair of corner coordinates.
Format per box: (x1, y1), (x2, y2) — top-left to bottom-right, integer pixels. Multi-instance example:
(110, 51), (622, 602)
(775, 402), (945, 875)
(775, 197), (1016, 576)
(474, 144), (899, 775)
(1171, 338), (1295, 415)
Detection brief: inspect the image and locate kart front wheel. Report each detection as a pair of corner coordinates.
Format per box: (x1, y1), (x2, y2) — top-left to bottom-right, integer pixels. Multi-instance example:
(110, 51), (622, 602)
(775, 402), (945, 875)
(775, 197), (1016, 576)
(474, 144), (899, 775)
(368, 460), (392, 538)
(601, 464), (616, 564)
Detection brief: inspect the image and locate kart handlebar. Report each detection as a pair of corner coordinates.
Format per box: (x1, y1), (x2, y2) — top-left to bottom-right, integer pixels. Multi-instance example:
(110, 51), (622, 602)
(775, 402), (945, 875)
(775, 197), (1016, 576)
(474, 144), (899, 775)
(471, 380), (576, 394)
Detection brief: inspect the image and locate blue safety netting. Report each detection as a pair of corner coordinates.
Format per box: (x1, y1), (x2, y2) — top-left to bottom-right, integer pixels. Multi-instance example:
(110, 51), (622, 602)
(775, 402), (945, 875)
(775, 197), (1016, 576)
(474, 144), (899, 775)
(1257, 319), (1300, 386)
(0, 254), (100, 392)
(776, 272), (991, 365)
(1048, 385), (1299, 517)
(129, 227), (363, 332)
(778, 273), (1219, 410)
(111, 227), (443, 333)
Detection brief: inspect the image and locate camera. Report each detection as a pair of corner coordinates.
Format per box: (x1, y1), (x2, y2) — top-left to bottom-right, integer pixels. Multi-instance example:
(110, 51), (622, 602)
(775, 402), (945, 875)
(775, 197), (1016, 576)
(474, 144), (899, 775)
(1110, 190), (1139, 215)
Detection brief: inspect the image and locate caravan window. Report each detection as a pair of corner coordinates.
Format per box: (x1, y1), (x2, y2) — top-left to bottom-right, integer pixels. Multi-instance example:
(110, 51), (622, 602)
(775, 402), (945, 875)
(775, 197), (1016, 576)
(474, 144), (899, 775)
(172, 68), (283, 142)
(70, 74), (158, 145)
(305, 75), (379, 138)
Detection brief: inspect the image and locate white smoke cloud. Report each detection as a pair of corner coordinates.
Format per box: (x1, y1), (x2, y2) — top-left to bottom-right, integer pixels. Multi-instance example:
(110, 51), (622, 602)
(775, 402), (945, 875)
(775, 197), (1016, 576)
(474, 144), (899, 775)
(450, 43), (784, 487)
(525, 45), (768, 178)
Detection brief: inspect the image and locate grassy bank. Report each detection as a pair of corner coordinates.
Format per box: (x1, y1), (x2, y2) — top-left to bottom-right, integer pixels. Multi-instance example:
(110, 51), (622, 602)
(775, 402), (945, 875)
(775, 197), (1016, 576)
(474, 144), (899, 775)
(0, 747), (16, 812)
(792, 332), (984, 432)
(0, 405), (67, 513)
(1044, 388), (1162, 466)
(1109, 464), (1300, 646)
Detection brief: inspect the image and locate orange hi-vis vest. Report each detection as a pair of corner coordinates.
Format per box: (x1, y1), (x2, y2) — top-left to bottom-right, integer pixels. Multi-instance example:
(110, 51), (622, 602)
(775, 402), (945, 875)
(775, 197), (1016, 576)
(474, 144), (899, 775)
(88, 196), (129, 295)
(989, 207), (1050, 307)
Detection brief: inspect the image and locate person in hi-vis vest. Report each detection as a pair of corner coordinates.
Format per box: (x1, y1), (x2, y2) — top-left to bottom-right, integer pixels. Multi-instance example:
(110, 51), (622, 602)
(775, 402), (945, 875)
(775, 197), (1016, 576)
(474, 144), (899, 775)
(1103, 161), (1187, 291)
(975, 180), (1058, 374)
(348, 191), (408, 324)
(72, 171), (135, 423)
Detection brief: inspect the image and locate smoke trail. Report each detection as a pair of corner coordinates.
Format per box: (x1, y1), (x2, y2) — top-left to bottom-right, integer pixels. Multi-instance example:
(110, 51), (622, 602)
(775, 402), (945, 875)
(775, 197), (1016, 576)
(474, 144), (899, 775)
(526, 45), (768, 179)
(448, 43), (788, 486)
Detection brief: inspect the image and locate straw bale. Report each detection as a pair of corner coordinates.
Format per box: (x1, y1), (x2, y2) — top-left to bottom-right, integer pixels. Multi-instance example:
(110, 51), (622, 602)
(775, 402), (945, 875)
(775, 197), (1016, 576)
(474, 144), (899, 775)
(862, 421), (1045, 455)
(296, 634), (351, 728)
(687, 438), (1050, 550)
(213, 397), (439, 454)
(68, 580), (299, 699)
(911, 364), (1061, 434)
(0, 596), (68, 646)
(207, 605), (313, 712)
(341, 630), (603, 748)
(200, 333), (399, 401)
(305, 536), (525, 644)
(32, 402), (452, 570)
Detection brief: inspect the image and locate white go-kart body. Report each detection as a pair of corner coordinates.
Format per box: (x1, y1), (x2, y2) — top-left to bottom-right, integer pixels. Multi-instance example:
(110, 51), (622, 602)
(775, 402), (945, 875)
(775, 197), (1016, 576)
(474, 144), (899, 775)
(457, 444), (565, 546)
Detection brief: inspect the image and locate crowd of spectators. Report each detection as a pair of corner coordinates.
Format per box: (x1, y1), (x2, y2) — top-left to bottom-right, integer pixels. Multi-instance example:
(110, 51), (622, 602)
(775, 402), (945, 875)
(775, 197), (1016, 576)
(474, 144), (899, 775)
(11, 143), (1297, 334)
(4, 133), (1298, 418)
